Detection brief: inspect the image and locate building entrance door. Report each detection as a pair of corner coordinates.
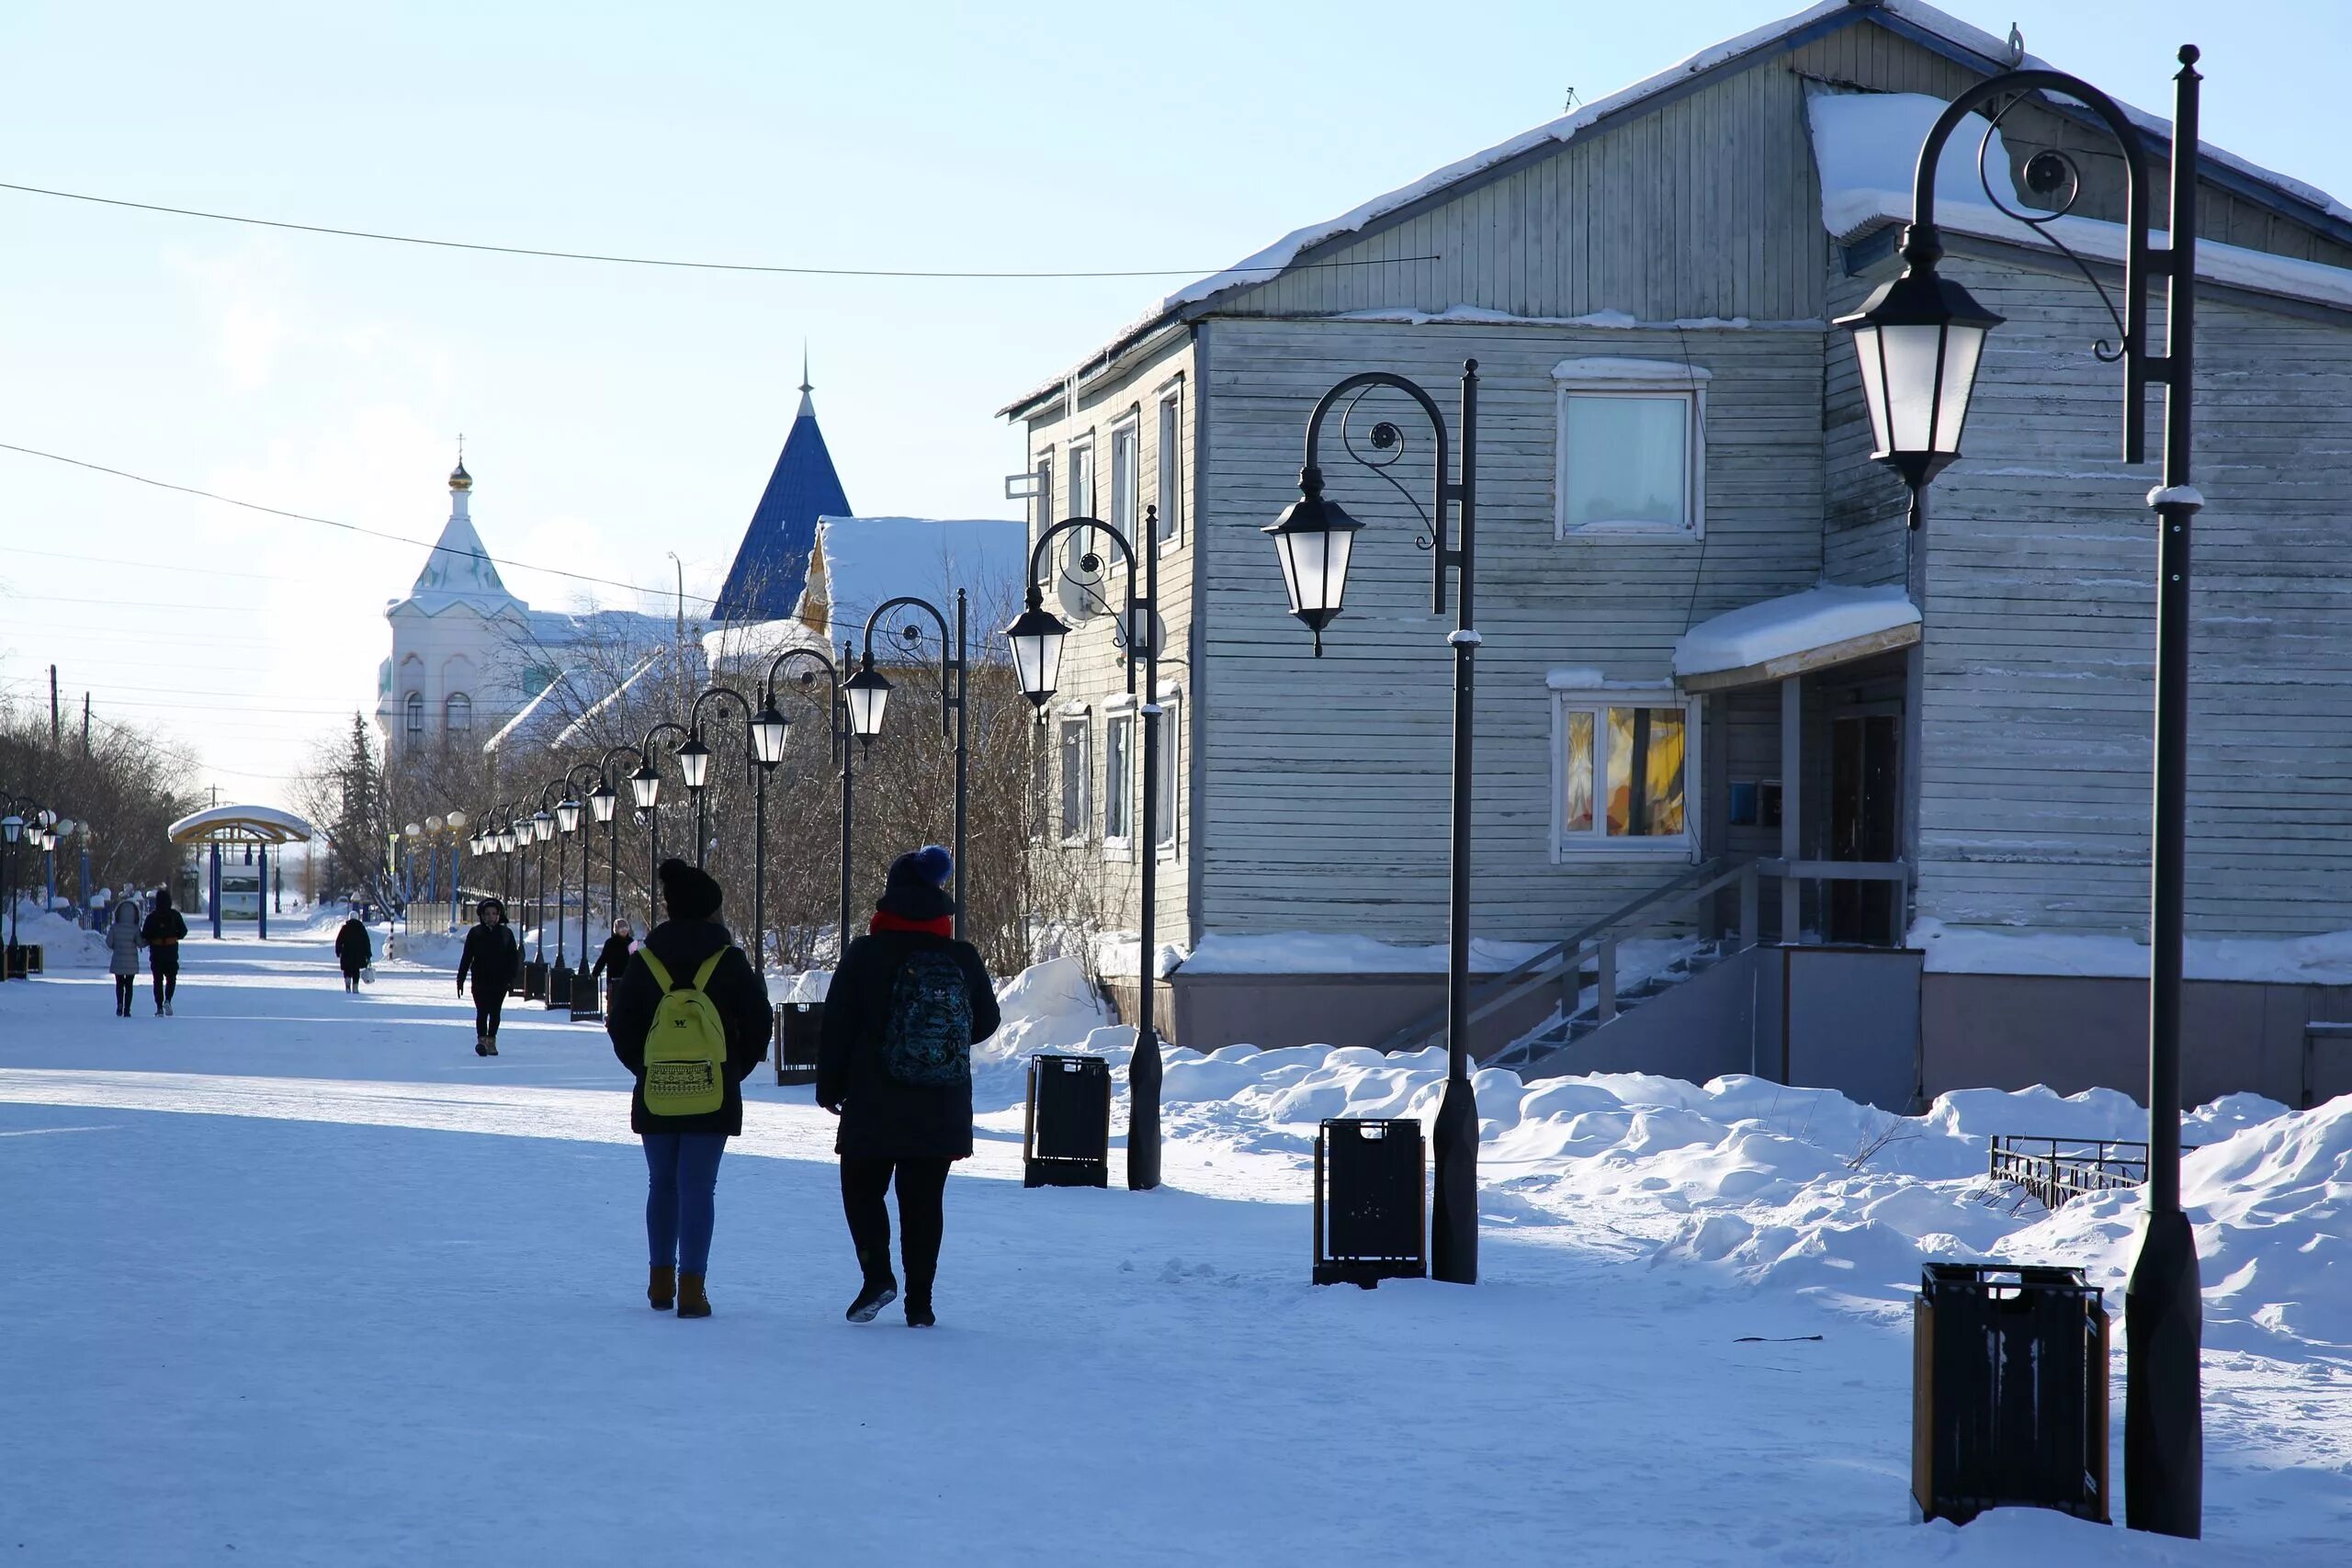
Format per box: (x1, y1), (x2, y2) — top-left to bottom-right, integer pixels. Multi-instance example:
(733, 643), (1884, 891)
(1827, 713), (1901, 944)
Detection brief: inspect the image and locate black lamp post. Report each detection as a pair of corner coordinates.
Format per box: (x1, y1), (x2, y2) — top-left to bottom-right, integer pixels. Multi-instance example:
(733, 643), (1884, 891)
(530, 789), (557, 970)
(635, 719), (691, 927)
(1009, 510), (1165, 1191)
(852, 591), (970, 940)
(682, 685), (756, 874)
(1834, 49), (2205, 1539)
(0, 795), (28, 973)
(561, 761), (605, 998)
(591, 745), (639, 964)
(1268, 364), (1480, 1284)
(762, 646), (854, 955)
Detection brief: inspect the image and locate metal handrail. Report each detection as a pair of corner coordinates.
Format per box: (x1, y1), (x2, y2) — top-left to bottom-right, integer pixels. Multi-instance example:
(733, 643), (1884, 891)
(1985, 1134), (2199, 1210)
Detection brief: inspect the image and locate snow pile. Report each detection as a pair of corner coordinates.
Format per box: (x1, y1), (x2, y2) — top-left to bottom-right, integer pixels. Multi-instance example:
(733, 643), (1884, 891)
(2004, 1097), (2352, 1349)
(770, 970), (831, 1006)
(980, 957), (1110, 1067)
(7, 908), (110, 969)
(1912, 916), (2352, 983)
(1182, 931), (1558, 976)
(1672, 584), (1917, 679)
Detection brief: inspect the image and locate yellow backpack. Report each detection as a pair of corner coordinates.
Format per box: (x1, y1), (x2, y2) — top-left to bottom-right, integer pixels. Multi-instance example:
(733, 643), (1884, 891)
(637, 948), (730, 1118)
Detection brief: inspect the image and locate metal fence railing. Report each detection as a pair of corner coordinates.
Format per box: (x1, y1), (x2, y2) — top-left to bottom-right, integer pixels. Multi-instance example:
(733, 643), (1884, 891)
(1984, 1134), (2195, 1211)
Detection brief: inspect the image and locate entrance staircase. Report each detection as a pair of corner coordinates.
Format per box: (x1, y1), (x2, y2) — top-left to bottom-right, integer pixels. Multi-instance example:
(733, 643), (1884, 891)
(1487, 935), (1742, 1069)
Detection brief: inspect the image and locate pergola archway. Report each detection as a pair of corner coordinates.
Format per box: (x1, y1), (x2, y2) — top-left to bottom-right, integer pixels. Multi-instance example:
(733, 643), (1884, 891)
(166, 806), (315, 941)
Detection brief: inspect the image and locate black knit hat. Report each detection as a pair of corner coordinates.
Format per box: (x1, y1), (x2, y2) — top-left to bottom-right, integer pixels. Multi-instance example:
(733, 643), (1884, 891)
(877, 850), (956, 922)
(659, 857), (723, 921)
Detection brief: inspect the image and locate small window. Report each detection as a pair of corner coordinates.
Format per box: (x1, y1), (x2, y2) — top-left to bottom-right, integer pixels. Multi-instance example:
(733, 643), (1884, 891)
(1154, 699), (1180, 852)
(1033, 450), (1055, 589)
(1065, 439), (1097, 579)
(1103, 713), (1135, 846)
(445, 693), (472, 733)
(1554, 358), (1708, 536)
(1555, 692), (1694, 854)
(1058, 717), (1091, 840)
(1110, 419), (1139, 561)
(403, 692), (424, 735)
(1156, 389), (1182, 547)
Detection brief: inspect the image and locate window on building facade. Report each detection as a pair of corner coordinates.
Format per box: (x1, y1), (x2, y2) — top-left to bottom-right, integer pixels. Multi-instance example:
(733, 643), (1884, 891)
(1157, 388), (1182, 547)
(1065, 438), (1097, 581)
(1154, 699), (1179, 852)
(1103, 712), (1134, 848)
(1555, 690), (1693, 855)
(1109, 418), (1139, 567)
(403, 692), (424, 735)
(1554, 359), (1709, 536)
(446, 693), (472, 733)
(1033, 449), (1054, 589)
(1058, 716), (1090, 841)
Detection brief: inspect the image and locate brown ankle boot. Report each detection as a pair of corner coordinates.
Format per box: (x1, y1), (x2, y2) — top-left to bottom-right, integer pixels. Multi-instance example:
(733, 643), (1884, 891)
(676, 1272), (711, 1318)
(648, 1265), (674, 1311)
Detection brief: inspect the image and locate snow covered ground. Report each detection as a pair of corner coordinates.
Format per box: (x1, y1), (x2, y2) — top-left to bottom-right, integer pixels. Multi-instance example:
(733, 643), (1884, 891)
(0, 927), (2343, 1564)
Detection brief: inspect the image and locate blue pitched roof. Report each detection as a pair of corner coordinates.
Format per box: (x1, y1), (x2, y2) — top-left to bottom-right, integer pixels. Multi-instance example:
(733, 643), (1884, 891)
(713, 383), (852, 622)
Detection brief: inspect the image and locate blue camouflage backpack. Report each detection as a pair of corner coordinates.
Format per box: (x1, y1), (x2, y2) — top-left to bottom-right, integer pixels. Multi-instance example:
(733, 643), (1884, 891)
(880, 950), (974, 1088)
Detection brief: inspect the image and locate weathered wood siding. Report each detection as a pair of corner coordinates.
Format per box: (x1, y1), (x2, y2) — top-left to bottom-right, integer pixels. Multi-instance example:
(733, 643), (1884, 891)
(1194, 317), (1826, 942)
(1913, 246), (2352, 936)
(1018, 333), (1201, 949)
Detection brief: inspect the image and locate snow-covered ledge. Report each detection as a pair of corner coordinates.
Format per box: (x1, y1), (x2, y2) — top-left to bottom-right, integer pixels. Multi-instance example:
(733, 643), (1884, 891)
(1552, 356), (1713, 384)
(1673, 583), (1918, 693)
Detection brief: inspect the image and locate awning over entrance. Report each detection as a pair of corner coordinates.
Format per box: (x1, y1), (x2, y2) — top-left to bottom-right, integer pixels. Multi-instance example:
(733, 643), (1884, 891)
(1672, 584), (1918, 694)
(166, 805), (314, 846)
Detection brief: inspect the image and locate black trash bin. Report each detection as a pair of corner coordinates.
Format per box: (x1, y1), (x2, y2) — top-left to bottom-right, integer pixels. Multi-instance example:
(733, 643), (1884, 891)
(1913, 1262), (2110, 1527)
(546, 963), (573, 1010)
(570, 972), (604, 1023)
(3, 944), (25, 979)
(1023, 1054), (1111, 1188)
(523, 959), (548, 1001)
(774, 1001), (823, 1086)
(1314, 1118), (1427, 1287)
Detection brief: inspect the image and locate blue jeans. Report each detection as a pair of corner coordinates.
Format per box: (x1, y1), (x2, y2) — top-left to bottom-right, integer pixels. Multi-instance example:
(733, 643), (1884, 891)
(642, 1133), (727, 1275)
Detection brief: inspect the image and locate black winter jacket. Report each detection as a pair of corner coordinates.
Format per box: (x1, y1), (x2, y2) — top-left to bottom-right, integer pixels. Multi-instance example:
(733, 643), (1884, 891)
(817, 930), (1000, 1162)
(589, 933), (635, 985)
(456, 923), (519, 995)
(140, 907), (187, 950)
(605, 919), (770, 1137)
(334, 919), (373, 971)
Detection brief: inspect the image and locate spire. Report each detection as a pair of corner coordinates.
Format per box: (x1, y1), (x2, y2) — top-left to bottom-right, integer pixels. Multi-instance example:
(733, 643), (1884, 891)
(408, 456), (510, 604)
(711, 365), (852, 623)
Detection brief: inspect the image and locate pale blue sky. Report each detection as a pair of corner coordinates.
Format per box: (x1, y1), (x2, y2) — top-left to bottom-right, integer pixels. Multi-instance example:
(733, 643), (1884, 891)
(3, 0), (2344, 800)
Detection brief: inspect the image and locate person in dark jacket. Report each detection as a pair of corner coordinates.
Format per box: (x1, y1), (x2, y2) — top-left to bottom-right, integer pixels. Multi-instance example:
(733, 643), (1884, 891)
(334, 915), (373, 993)
(817, 845), (1000, 1327)
(605, 860), (770, 1319)
(455, 899), (520, 1055)
(106, 899), (144, 1017)
(139, 887), (188, 1016)
(588, 918), (636, 1010)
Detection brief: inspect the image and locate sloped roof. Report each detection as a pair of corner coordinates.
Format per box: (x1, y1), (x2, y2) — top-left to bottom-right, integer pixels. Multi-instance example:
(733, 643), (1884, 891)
(167, 805), (314, 845)
(712, 381), (853, 623)
(703, 515), (1026, 671)
(392, 508), (518, 616)
(1001, 0), (2352, 419)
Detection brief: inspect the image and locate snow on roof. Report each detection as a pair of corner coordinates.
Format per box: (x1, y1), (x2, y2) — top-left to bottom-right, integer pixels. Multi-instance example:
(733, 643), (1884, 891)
(806, 516), (1029, 639)
(1673, 584), (1919, 680)
(1002, 0), (2352, 418)
(1809, 92), (2352, 313)
(166, 805), (315, 844)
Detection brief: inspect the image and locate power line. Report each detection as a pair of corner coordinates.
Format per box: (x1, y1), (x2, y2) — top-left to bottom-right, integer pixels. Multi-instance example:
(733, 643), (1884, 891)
(0, 179), (1440, 283)
(0, 441), (720, 608)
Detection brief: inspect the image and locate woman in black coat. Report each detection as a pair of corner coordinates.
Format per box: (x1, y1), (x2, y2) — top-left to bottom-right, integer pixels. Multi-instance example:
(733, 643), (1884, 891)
(455, 898), (519, 1055)
(605, 861), (770, 1319)
(817, 846), (999, 1328)
(587, 918), (637, 1010)
(334, 916), (372, 993)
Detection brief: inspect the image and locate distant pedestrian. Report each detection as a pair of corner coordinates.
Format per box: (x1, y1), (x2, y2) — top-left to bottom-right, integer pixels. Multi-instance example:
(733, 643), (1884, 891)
(334, 914), (373, 993)
(605, 860), (770, 1319)
(105, 899), (144, 1017)
(140, 887), (187, 1016)
(588, 917), (636, 1013)
(817, 845), (999, 1328)
(456, 898), (519, 1055)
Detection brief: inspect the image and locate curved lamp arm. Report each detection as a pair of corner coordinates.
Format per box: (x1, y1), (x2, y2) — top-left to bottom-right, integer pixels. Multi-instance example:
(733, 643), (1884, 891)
(763, 648), (843, 763)
(688, 683), (758, 787)
(860, 593), (957, 738)
(1300, 369), (1460, 617)
(1024, 515), (1144, 697)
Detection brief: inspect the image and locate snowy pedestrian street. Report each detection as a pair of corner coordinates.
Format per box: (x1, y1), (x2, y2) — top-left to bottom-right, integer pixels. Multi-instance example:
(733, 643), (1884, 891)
(1, 931), (2345, 1566)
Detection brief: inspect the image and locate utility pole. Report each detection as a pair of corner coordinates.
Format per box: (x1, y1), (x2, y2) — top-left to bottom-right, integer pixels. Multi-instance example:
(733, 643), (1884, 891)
(81, 694), (89, 759)
(50, 666), (60, 746)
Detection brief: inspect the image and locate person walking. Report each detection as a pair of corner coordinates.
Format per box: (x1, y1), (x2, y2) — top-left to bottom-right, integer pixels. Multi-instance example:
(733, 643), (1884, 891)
(105, 898), (143, 1017)
(140, 887), (187, 1016)
(605, 860), (769, 1320)
(817, 845), (1000, 1328)
(455, 898), (520, 1055)
(334, 913), (373, 994)
(587, 917), (636, 1015)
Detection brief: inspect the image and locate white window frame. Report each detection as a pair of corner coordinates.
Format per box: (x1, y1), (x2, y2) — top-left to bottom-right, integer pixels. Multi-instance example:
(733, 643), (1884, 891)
(1553, 357), (1710, 538)
(1102, 710), (1136, 856)
(1032, 446), (1055, 591)
(1156, 379), (1183, 551)
(445, 692), (472, 733)
(1548, 683), (1700, 862)
(403, 692), (424, 735)
(1152, 695), (1180, 857)
(1064, 435), (1097, 580)
(1057, 713), (1091, 844)
(1107, 413), (1140, 574)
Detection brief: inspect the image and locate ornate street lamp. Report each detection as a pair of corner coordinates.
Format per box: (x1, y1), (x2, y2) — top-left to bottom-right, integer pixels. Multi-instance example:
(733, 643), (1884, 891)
(1834, 48), (2206, 1539)
(854, 591), (970, 937)
(684, 685), (755, 874)
(1010, 509), (1165, 1190)
(763, 646), (853, 958)
(637, 719), (692, 928)
(1266, 363), (1480, 1284)
(586, 748), (639, 1002)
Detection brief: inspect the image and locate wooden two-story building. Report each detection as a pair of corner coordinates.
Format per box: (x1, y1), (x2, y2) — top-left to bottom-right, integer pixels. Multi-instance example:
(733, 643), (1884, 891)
(1000, 0), (2352, 1111)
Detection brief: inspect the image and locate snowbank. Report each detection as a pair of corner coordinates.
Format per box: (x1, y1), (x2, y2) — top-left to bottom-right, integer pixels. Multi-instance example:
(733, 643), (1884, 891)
(6, 908), (110, 970)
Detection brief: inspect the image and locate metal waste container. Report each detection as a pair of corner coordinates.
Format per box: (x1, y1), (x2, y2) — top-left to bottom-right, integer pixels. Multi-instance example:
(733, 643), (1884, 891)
(1913, 1262), (2110, 1527)
(545, 962), (573, 1010)
(775, 1001), (822, 1086)
(1314, 1118), (1427, 1286)
(1023, 1054), (1111, 1188)
(523, 959), (547, 1001)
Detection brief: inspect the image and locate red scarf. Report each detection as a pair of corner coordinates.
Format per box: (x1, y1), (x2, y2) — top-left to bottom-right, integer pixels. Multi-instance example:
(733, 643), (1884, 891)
(870, 910), (952, 939)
